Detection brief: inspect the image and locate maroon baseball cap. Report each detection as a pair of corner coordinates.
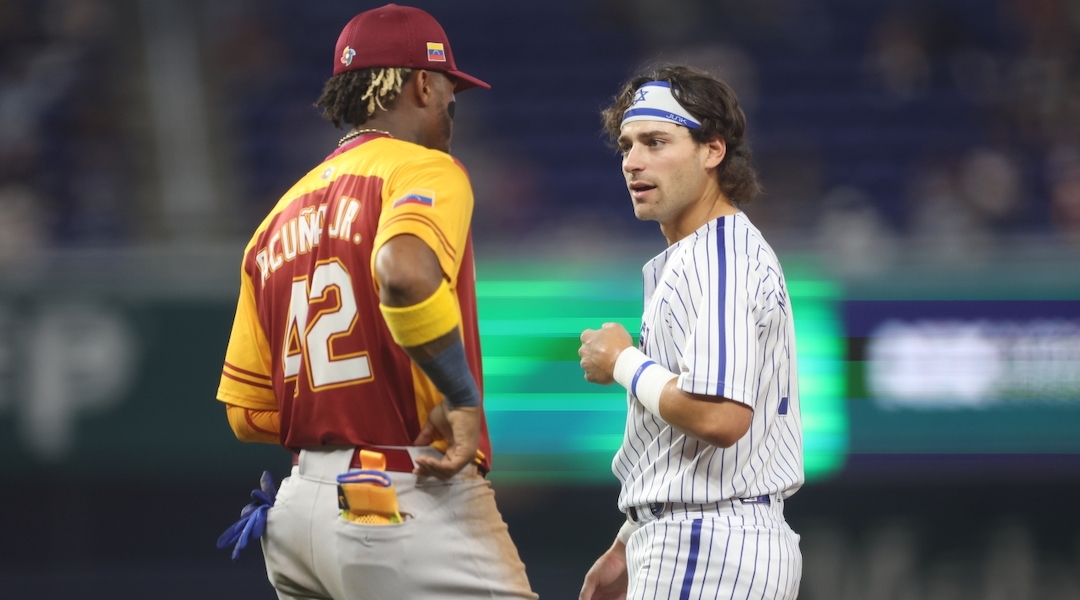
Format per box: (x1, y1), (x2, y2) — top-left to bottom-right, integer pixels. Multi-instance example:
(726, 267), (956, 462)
(333, 4), (490, 92)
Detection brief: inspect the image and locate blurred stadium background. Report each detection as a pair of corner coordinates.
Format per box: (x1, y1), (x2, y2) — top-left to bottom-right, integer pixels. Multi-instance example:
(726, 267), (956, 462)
(1, 0), (1079, 597)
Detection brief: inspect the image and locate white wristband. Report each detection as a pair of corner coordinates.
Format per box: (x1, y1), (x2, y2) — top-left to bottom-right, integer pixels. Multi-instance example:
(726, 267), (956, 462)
(616, 519), (641, 545)
(613, 347), (675, 418)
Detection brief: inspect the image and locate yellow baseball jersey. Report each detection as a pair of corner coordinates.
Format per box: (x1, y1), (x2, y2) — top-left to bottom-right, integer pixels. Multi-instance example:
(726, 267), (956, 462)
(217, 133), (492, 471)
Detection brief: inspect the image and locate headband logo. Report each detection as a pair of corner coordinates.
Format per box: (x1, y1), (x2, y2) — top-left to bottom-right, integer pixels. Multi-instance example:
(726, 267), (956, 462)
(427, 42), (446, 62)
(621, 81), (701, 130)
(340, 47), (356, 67)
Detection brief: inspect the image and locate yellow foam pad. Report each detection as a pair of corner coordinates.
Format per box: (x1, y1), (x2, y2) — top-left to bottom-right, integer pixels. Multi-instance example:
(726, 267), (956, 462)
(341, 480), (399, 514)
(359, 449), (386, 471)
(379, 280), (459, 347)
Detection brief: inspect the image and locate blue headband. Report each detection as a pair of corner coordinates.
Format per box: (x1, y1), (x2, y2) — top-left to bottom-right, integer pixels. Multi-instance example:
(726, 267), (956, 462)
(620, 81), (701, 130)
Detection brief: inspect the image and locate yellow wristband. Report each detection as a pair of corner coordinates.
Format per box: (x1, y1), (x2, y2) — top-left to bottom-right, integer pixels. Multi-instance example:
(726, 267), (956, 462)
(379, 280), (460, 347)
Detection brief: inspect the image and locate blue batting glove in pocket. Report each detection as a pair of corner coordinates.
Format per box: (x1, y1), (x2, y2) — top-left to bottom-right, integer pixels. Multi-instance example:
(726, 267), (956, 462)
(217, 470), (276, 561)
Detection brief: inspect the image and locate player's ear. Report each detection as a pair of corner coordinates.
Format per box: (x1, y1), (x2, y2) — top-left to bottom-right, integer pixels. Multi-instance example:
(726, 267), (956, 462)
(412, 70), (437, 108)
(702, 135), (726, 170)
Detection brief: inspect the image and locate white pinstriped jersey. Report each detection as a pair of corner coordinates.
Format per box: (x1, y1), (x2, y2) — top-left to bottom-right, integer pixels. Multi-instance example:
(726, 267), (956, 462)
(614, 212), (804, 511)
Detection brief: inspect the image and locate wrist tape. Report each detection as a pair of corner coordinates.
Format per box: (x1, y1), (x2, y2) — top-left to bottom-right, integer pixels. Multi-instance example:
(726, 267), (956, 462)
(380, 280), (459, 347)
(613, 347), (675, 418)
(417, 338), (481, 408)
(617, 519), (641, 544)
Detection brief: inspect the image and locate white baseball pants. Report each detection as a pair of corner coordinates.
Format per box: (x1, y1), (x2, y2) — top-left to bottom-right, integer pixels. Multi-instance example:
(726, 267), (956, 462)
(261, 447), (536, 600)
(624, 498), (801, 599)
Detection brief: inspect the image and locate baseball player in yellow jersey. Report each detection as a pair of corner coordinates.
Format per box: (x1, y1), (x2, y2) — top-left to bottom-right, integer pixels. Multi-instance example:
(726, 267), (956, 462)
(215, 5), (535, 599)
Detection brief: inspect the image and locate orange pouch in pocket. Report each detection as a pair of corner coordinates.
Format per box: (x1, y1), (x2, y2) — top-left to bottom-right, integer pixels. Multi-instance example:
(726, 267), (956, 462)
(336, 450), (403, 525)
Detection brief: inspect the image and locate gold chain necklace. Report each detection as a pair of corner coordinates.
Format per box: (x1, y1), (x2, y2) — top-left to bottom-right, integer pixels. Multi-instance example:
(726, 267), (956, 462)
(338, 128), (392, 147)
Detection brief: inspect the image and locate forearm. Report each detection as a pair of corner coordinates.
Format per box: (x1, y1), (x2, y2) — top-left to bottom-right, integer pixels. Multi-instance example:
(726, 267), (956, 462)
(225, 404), (280, 443)
(614, 348), (751, 448)
(658, 383), (751, 448)
(376, 234), (479, 409)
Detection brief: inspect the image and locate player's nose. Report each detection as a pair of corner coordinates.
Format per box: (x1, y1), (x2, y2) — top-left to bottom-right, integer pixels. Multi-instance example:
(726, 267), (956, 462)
(622, 144), (646, 173)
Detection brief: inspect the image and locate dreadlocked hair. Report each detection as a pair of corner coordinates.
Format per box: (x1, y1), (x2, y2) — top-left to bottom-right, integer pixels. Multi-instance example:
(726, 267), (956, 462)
(315, 67), (413, 128)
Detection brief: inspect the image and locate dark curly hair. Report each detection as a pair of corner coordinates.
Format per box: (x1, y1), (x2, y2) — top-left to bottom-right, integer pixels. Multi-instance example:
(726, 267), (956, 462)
(601, 65), (762, 205)
(315, 67), (413, 128)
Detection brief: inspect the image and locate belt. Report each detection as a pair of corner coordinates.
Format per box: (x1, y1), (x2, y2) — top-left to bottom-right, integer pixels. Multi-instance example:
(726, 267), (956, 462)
(626, 496), (775, 524)
(291, 446), (416, 473)
(627, 502), (666, 524)
(740, 495), (772, 505)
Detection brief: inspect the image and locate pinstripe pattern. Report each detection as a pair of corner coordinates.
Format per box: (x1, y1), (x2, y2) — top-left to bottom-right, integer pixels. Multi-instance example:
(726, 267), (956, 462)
(615, 213), (804, 508)
(677, 519), (702, 600)
(614, 213), (803, 598)
(624, 502), (802, 599)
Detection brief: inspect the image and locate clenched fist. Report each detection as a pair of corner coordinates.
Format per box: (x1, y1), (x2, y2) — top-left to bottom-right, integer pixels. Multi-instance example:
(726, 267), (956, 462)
(579, 322), (634, 384)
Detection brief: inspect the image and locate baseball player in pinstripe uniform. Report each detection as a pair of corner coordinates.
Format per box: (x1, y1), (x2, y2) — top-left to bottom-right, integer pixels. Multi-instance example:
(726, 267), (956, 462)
(578, 65), (803, 600)
(216, 5), (535, 599)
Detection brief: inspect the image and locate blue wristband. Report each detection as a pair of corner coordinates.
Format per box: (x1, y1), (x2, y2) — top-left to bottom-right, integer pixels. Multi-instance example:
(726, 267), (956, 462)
(417, 338), (481, 408)
(630, 360), (657, 399)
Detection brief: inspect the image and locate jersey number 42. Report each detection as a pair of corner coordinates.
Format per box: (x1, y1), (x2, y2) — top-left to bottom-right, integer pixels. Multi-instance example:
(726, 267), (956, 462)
(281, 259), (373, 391)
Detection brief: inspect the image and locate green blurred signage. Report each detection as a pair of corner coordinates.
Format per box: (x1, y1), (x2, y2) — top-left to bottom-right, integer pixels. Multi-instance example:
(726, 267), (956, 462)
(477, 258), (849, 484)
